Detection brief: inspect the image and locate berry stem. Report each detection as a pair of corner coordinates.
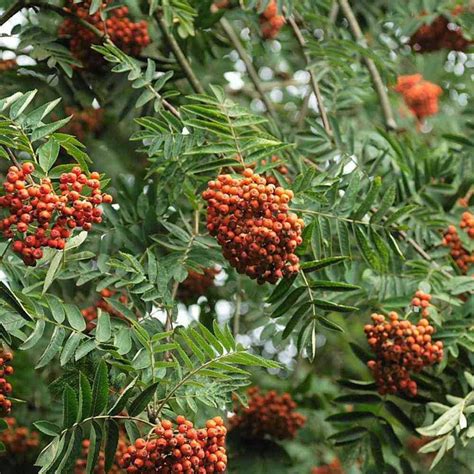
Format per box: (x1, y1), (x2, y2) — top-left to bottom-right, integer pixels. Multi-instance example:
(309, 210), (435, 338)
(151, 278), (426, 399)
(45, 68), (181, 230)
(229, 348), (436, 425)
(338, 0), (398, 131)
(219, 17), (278, 121)
(284, 9), (333, 136)
(155, 11), (205, 95)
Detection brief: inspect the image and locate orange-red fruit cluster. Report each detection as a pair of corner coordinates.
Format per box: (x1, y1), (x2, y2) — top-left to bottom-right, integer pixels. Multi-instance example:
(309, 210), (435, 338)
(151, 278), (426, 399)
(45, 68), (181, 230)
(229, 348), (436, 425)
(409, 10), (471, 53)
(230, 387), (306, 440)
(62, 107), (104, 141)
(178, 268), (219, 303)
(0, 59), (16, 72)
(202, 168), (303, 284)
(411, 290), (432, 318)
(365, 312), (443, 397)
(119, 416), (227, 473)
(0, 163), (112, 266)
(75, 437), (127, 473)
(312, 459), (344, 474)
(59, 0), (150, 69)
(261, 156), (289, 186)
(460, 211), (474, 239)
(394, 74), (442, 121)
(259, 1), (285, 39)
(0, 350), (13, 416)
(442, 224), (473, 274)
(81, 288), (128, 332)
(0, 418), (40, 455)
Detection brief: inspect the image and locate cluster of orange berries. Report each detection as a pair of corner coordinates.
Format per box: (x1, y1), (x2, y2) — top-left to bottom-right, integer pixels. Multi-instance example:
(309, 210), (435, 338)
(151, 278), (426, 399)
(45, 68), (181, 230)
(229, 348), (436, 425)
(312, 459), (344, 474)
(202, 168), (303, 284)
(59, 0), (150, 69)
(365, 311), (443, 396)
(0, 163), (112, 266)
(259, 0), (285, 40)
(411, 290), (432, 318)
(394, 74), (442, 121)
(75, 436), (128, 474)
(442, 214), (474, 273)
(177, 268), (219, 303)
(62, 107), (104, 141)
(0, 350), (13, 416)
(81, 288), (128, 332)
(409, 8), (470, 53)
(0, 418), (40, 455)
(119, 416), (227, 473)
(230, 387), (306, 440)
(0, 59), (16, 72)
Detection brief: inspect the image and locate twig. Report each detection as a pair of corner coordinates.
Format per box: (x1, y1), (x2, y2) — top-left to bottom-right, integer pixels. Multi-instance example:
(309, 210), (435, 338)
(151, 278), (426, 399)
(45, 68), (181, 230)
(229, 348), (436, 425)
(0, 0), (25, 27)
(329, 2), (339, 24)
(5, 147), (34, 185)
(285, 12), (332, 135)
(338, 0), (397, 131)
(156, 12), (205, 94)
(219, 17), (278, 121)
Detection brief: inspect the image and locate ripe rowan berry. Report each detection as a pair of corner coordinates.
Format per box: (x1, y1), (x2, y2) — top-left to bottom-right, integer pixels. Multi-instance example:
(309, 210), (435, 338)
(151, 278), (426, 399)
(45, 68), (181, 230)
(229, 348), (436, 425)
(395, 75), (442, 121)
(177, 268), (220, 303)
(0, 418), (40, 455)
(202, 168), (303, 284)
(81, 288), (128, 332)
(229, 387), (305, 440)
(441, 217), (474, 274)
(364, 312), (443, 397)
(119, 416), (227, 473)
(312, 458), (344, 474)
(59, 0), (150, 70)
(0, 59), (16, 72)
(0, 163), (112, 266)
(409, 9), (471, 53)
(0, 350), (13, 416)
(258, 0), (285, 39)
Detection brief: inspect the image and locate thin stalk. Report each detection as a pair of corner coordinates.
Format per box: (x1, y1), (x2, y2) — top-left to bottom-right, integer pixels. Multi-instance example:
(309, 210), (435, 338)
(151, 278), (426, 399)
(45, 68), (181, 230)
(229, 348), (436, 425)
(338, 0), (397, 130)
(220, 17), (278, 121)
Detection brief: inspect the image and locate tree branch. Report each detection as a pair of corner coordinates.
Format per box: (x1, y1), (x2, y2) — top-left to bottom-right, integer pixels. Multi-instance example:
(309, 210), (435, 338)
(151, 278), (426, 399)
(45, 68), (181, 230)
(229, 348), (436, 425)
(219, 17), (278, 121)
(285, 11), (332, 135)
(0, 0), (25, 27)
(338, 0), (397, 131)
(156, 12), (205, 94)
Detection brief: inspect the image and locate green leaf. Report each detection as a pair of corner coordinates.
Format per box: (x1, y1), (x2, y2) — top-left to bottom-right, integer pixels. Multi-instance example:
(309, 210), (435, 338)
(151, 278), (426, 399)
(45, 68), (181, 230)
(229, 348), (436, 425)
(369, 432), (384, 470)
(91, 360), (108, 416)
(352, 176), (381, 220)
(271, 287), (306, 318)
(371, 183), (396, 223)
(65, 304), (87, 332)
(385, 401), (416, 434)
(328, 426), (368, 443)
(301, 256), (348, 273)
(60, 332), (83, 366)
(36, 326), (65, 368)
(33, 421), (61, 437)
(21, 320), (45, 350)
(31, 116), (72, 142)
(42, 252), (63, 294)
(10, 90), (37, 119)
(128, 381), (159, 417)
(104, 420), (119, 472)
(312, 299), (357, 313)
(0, 282), (33, 320)
(334, 394), (381, 404)
(266, 274), (297, 304)
(62, 385), (78, 428)
(77, 372), (93, 422)
(96, 310), (111, 343)
(38, 138), (60, 172)
(349, 342), (372, 364)
(326, 411), (377, 422)
(109, 377), (138, 416)
(309, 280), (360, 292)
(86, 421), (102, 474)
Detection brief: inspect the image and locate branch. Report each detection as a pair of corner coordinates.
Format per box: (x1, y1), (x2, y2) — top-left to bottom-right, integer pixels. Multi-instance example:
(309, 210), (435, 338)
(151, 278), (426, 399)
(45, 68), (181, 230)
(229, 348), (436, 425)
(338, 0), (397, 131)
(0, 0), (25, 27)
(285, 12), (332, 135)
(219, 17), (278, 121)
(156, 12), (205, 94)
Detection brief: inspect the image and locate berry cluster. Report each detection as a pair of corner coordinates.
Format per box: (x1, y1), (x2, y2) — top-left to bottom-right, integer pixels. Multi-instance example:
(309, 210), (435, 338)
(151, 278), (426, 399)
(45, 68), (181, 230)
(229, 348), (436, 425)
(411, 290), (432, 318)
(177, 268), (219, 303)
(442, 224), (473, 274)
(365, 312), (443, 396)
(202, 168), (304, 284)
(312, 459), (344, 474)
(0, 59), (16, 72)
(230, 387), (306, 440)
(394, 74), (442, 121)
(59, 0), (150, 70)
(62, 107), (104, 141)
(260, 156), (289, 186)
(75, 437), (128, 473)
(119, 416), (227, 473)
(460, 211), (474, 238)
(82, 288), (128, 332)
(0, 163), (112, 266)
(409, 9), (470, 53)
(0, 418), (40, 455)
(0, 350), (13, 416)
(259, 1), (285, 40)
